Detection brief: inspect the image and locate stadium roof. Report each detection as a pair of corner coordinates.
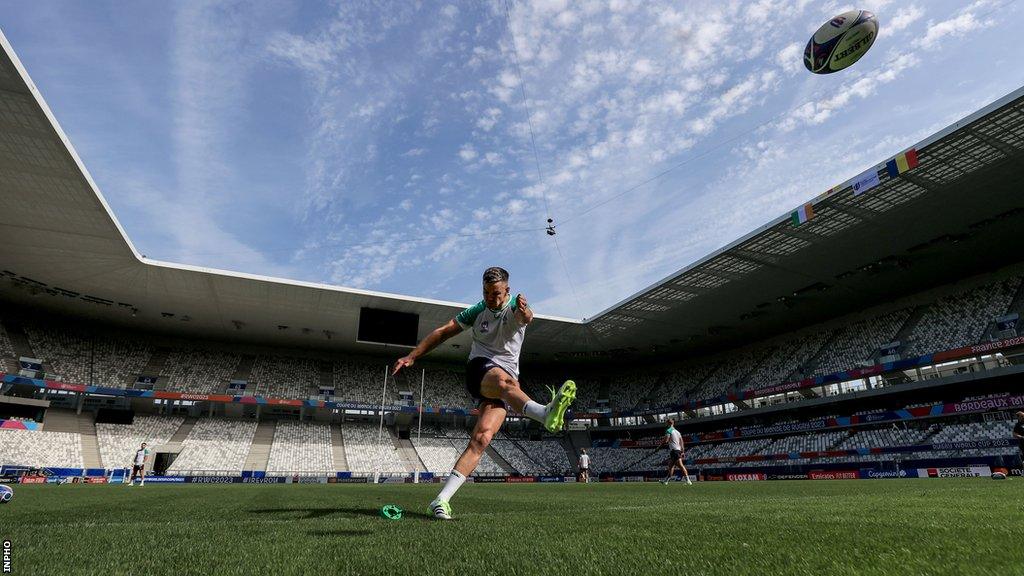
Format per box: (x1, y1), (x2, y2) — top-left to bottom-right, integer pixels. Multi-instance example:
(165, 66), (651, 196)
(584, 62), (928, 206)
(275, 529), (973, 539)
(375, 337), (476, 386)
(1, 31), (1023, 365)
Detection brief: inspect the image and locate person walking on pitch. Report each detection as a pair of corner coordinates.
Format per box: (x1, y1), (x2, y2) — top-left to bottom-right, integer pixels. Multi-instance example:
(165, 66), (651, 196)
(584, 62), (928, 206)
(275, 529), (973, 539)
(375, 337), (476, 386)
(127, 442), (150, 487)
(662, 419), (692, 485)
(393, 267), (576, 520)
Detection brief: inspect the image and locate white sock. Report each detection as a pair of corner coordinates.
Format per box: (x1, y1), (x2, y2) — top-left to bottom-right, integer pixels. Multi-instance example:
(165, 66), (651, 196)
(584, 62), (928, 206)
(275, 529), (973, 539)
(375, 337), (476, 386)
(436, 470), (466, 502)
(523, 400), (548, 423)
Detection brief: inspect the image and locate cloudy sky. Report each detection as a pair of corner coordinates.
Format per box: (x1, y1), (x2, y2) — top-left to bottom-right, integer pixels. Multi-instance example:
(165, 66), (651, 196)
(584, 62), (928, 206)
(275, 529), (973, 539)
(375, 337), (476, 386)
(3, 0), (1020, 319)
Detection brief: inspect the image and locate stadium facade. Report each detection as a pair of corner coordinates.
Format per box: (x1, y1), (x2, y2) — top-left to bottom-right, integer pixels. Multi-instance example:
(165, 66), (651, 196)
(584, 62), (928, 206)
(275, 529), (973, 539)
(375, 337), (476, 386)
(1, 30), (1023, 484)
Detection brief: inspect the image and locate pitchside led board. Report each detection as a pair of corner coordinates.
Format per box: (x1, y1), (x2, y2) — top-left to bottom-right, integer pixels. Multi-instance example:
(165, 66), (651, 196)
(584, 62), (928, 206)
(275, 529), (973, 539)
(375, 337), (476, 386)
(357, 308), (419, 348)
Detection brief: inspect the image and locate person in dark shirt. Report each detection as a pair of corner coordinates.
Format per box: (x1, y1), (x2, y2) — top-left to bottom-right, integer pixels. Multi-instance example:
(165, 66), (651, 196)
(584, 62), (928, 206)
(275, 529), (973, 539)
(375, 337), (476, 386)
(1013, 412), (1024, 466)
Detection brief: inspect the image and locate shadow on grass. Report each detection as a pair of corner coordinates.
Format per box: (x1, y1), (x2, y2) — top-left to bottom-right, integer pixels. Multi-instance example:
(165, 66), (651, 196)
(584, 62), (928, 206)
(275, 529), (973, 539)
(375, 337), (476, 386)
(307, 529), (375, 537)
(249, 506), (437, 522)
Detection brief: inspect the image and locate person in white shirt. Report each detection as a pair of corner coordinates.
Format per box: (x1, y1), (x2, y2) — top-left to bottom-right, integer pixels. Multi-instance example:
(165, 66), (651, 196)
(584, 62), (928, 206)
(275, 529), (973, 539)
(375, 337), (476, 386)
(578, 449), (590, 483)
(127, 442), (150, 487)
(662, 419), (692, 485)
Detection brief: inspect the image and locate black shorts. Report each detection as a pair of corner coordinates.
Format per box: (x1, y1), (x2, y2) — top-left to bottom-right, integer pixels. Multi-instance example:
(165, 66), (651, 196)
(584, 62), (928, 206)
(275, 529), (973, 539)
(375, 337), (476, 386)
(580, 468), (589, 473)
(465, 357), (514, 403)
(131, 465), (145, 474)
(670, 449), (683, 462)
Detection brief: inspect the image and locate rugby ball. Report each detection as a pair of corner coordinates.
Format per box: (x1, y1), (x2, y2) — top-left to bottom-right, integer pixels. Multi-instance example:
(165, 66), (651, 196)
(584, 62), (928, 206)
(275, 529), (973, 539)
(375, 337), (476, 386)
(992, 471), (1008, 480)
(0, 485), (12, 503)
(804, 10), (878, 74)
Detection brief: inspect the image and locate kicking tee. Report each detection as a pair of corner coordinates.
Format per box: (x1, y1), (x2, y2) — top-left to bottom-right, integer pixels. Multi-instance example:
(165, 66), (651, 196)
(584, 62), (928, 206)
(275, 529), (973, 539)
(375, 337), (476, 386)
(134, 448), (149, 466)
(666, 427), (683, 452)
(455, 296), (527, 379)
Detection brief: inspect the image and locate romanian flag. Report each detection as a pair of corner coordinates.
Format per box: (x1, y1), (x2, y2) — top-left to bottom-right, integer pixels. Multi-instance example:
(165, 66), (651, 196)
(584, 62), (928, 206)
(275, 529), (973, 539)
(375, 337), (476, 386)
(790, 203), (814, 226)
(886, 148), (919, 178)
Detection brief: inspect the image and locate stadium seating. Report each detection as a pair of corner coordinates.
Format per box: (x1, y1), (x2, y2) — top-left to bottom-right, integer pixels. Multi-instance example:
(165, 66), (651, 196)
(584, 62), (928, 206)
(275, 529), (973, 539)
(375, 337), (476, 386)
(418, 368), (469, 408)
(586, 447), (667, 473)
(412, 437), (464, 474)
(249, 355), (318, 399)
(410, 435), (504, 475)
(811, 310), (910, 377)
(745, 330), (833, 391)
(489, 439), (541, 474)
(265, 421), (334, 474)
(904, 277), (1022, 357)
(96, 415), (184, 468)
(514, 439), (573, 475)
(164, 349), (239, 394)
(0, 319), (14, 359)
(340, 422), (406, 474)
(645, 362), (718, 406)
(333, 359), (396, 405)
(0, 429), (83, 468)
(688, 437), (775, 460)
(24, 324), (151, 388)
(166, 418), (257, 475)
(699, 345), (778, 398)
(764, 431), (846, 453)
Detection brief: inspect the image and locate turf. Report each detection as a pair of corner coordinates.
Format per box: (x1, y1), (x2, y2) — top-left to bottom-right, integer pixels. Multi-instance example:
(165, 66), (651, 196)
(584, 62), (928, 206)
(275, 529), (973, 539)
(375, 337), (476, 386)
(2, 480), (1022, 575)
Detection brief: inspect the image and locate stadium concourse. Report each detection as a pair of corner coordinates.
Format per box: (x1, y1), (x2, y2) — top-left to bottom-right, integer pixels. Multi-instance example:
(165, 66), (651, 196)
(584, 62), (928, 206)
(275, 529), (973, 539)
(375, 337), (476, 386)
(3, 30), (1024, 486)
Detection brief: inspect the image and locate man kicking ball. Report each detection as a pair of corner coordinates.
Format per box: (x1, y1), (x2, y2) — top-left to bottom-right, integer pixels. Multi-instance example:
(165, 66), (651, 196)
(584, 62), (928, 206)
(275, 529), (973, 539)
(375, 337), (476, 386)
(393, 267), (576, 520)
(662, 419), (692, 485)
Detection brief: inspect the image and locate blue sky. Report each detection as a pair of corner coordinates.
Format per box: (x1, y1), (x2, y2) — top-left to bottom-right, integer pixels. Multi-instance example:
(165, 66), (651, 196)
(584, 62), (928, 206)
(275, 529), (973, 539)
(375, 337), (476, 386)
(3, 0), (1021, 319)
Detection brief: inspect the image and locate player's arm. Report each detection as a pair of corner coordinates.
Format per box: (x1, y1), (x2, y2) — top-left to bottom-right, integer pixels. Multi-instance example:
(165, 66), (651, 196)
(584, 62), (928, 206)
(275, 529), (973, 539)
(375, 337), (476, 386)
(393, 319), (463, 375)
(1013, 430), (1024, 440)
(515, 293), (534, 326)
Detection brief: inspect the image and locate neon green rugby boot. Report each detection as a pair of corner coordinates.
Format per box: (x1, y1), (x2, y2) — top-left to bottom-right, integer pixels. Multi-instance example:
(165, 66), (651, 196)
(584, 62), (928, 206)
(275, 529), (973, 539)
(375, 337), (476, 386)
(544, 380), (576, 433)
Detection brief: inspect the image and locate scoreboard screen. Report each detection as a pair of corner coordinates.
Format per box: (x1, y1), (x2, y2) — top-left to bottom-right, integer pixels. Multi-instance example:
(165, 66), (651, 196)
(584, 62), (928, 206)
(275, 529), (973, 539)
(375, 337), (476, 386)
(357, 308), (419, 347)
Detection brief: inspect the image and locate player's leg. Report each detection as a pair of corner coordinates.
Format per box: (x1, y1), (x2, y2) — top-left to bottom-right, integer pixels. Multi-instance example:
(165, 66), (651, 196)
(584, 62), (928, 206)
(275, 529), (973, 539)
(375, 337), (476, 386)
(429, 400), (507, 520)
(139, 466), (146, 486)
(454, 400), (506, 477)
(479, 367), (575, 433)
(678, 457), (693, 485)
(662, 461), (675, 484)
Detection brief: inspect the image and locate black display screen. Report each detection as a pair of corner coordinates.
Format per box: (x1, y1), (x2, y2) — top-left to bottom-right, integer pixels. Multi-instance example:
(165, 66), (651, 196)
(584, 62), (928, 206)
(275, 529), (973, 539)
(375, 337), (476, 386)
(357, 308), (419, 347)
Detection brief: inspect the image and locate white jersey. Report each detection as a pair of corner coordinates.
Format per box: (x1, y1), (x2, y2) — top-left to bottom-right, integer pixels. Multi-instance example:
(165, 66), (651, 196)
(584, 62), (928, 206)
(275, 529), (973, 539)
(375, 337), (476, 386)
(134, 448), (149, 466)
(456, 296), (528, 378)
(666, 427), (683, 451)
(579, 454), (590, 469)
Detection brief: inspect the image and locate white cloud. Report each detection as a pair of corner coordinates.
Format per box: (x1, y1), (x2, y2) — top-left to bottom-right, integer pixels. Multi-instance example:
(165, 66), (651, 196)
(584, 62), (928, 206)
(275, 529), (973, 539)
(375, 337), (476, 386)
(476, 107), (503, 131)
(914, 11), (990, 50)
(458, 143), (478, 161)
(889, 5), (923, 32)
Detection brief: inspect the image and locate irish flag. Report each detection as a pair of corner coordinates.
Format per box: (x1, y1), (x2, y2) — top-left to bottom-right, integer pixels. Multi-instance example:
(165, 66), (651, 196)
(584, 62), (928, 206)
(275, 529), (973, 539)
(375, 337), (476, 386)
(791, 203), (814, 226)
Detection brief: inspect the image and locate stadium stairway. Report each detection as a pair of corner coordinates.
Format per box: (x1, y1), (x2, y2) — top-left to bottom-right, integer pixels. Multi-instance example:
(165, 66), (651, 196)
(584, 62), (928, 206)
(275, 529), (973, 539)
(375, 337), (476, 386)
(243, 419), (277, 472)
(77, 414), (102, 469)
(41, 408), (81, 433)
(2, 320), (40, 367)
(510, 437), (552, 473)
(392, 436), (426, 473)
(229, 355), (256, 385)
(330, 425), (349, 471)
(138, 347), (172, 386)
(168, 417), (197, 443)
(564, 431), (589, 472)
(41, 409), (102, 468)
(484, 445), (518, 475)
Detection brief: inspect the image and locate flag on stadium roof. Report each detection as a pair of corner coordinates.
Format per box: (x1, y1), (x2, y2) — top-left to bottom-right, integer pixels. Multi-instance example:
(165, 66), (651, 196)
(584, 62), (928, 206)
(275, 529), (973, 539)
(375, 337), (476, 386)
(886, 148), (920, 178)
(852, 169), (881, 196)
(790, 203), (815, 225)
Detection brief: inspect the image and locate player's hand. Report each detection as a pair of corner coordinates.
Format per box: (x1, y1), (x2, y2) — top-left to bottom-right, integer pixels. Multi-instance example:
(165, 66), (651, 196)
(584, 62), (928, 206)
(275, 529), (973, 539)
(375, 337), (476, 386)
(392, 355), (415, 376)
(516, 293), (529, 314)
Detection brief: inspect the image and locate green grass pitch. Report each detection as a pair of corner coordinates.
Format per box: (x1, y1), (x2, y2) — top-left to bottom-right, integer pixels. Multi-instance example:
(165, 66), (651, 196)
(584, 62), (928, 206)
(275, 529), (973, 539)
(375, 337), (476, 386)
(2, 480), (1022, 575)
